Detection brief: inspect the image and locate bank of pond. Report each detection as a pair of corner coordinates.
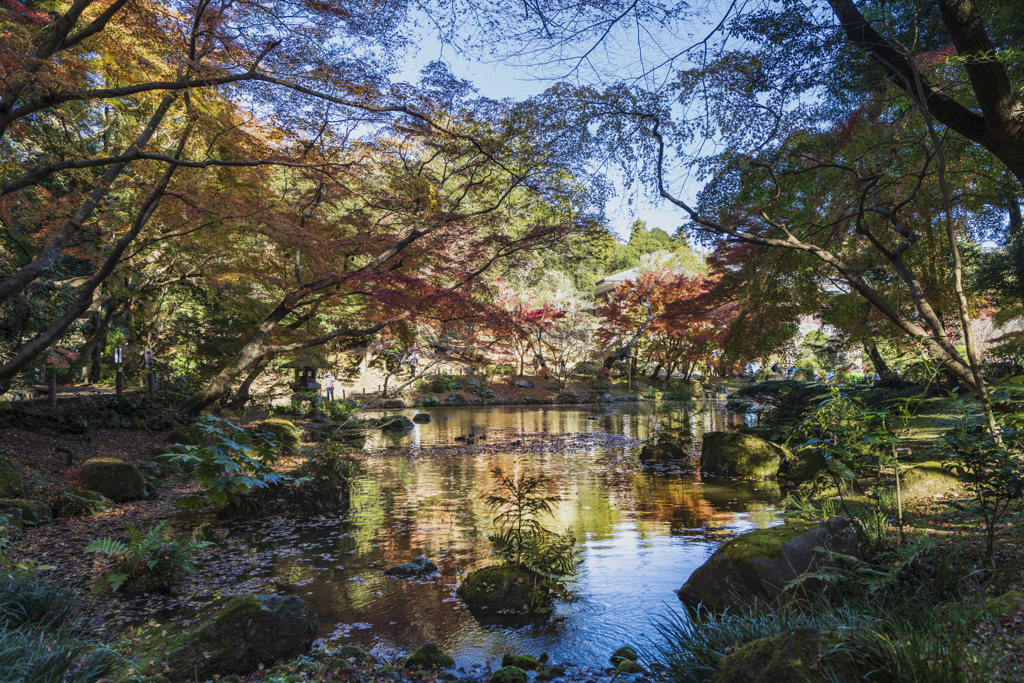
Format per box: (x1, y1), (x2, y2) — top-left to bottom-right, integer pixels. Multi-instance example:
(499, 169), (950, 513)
(1, 394), (1022, 681)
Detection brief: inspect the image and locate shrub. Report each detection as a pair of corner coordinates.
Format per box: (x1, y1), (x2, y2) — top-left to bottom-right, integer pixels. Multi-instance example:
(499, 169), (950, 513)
(484, 467), (580, 600)
(168, 417), (289, 509)
(85, 520), (212, 594)
(0, 572), (120, 683)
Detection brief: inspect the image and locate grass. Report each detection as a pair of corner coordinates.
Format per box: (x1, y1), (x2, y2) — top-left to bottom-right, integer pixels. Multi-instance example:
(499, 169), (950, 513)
(0, 572), (120, 683)
(646, 594), (1003, 682)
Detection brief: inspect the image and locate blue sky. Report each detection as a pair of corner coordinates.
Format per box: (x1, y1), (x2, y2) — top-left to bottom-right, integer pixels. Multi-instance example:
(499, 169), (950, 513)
(392, 25), (699, 243)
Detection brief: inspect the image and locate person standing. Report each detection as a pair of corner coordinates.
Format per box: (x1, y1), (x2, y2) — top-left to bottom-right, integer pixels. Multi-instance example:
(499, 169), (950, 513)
(323, 371), (335, 401)
(407, 350), (419, 377)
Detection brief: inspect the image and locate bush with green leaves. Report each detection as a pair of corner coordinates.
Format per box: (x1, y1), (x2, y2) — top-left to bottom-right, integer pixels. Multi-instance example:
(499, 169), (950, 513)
(167, 417), (289, 509)
(0, 572), (120, 683)
(84, 520), (212, 594)
(484, 467), (580, 598)
(940, 412), (1024, 568)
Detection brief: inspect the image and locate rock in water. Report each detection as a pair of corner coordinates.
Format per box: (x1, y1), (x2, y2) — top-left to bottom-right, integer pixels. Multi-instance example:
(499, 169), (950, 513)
(383, 556), (439, 577)
(164, 595), (317, 682)
(678, 517), (861, 612)
(404, 642), (455, 670)
(457, 564), (550, 615)
(701, 432), (789, 480)
(412, 413), (432, 424)
(80, 458), (146, 502)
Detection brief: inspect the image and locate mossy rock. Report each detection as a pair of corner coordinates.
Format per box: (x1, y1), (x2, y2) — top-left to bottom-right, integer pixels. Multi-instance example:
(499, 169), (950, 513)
(164, 595), (317, 682)
(404, 642), (454, 670)
(445, 393), (467, 406)
(777, 449), (826, 482)
(412, 413), (432, 424)
(678, 517), (861, 613)
(900, 461), (959, 499)
(383, 556), (438, 577)
(639, 439), (687, 462)
(381, 399), (407, 409)
(501, 653), (538, 670)
(80, 458), (146, 503)
(491, 665), (528, 683)
(538, 664), (565, 680)
(0, 498), (51, 525)
(985, 590), (1024, 616)
(616, 659), (644, 673)
(167, 424), (206, 446)
(701, 432), (789, 480)
(330, 644), (372, 665)
(457, 564), (550, 615)
(710, 627), (868, 683)
(610, 646), (638, 665)
(0, 455), (22, 498)
(380, 415), (414, 431)
(256, 418), (302, 455)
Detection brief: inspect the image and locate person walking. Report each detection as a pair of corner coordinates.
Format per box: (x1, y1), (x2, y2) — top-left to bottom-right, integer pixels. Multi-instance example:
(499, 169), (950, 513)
(323, 371), (335, 401)
(407, 350), (419, 377)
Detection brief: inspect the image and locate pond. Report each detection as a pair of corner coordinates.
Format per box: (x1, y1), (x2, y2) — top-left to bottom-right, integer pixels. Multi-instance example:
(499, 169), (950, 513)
(203, 402), (783, 667)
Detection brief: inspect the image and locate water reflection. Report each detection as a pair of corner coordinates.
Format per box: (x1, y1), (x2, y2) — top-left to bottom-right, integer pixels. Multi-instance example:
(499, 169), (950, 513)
(233, 402), (781, 666)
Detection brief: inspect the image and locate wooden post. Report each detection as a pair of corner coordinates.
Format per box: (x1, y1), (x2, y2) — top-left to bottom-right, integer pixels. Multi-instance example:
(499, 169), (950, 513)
(115, 364), (124, 397)
(342, 388), (346, 399)
(148, 369), (157, 396)
(48, 370), (57, 409)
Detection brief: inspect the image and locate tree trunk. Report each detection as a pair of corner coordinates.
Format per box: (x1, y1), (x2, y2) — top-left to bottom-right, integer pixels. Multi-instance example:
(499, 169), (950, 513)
(1007, 199), (1024, 308)
(648, 363), (663, 382)
(227, 356), (270, 409)
(864, 343), (893, 378)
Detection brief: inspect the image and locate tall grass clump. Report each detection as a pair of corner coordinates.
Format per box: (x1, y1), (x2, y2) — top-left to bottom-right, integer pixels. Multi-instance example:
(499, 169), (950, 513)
(646, 594), (999, 683)
(0, 572), (120, 683)
(647, 602), (870, 682)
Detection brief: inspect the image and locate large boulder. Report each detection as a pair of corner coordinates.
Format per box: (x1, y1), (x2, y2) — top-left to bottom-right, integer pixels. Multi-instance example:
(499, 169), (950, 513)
(677, 517), (861, 612)
(164, 595), (317, 682)
(710, 627), (867, 683)
(412, 413), (432, 424)
(80, 458), (146, 503)
(457, 564), (550, 615)
(701, 432), (789, 480)
(384, 556), (438, 578)
(380, 415), (414, 431)
(255, 418), (301, 455)
(0, 455), (22, 498)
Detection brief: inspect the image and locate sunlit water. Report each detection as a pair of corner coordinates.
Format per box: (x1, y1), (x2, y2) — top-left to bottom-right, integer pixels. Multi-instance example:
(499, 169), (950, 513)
(209, 402), (783, 667)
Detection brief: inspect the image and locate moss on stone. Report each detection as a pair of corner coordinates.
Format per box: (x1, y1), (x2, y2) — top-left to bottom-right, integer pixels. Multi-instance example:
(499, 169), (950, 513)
(721, 521), (818, 562)
(538, 664), (565, 680)
(490, 666), (528, 683)
(333, 644), (371, 664)
(0, 455), (23, 498)
(709, 627), (868, 683)
(610, 646), (638, 665)
(501, 653), (538, 670)
(380, 415), (414, 431)
(404, 642), (454, 670)
(80, 458), (146, 503)
(985, 590), (1024, 616)
(900, 461), (959, 499)
(163, 595), (317, 682)
(457, 564), (550, 615)
(0, 498), (51, 525)
(701, 432), (789, 480)
(616, 659), (644, 674)
(256, 418), (302, 454)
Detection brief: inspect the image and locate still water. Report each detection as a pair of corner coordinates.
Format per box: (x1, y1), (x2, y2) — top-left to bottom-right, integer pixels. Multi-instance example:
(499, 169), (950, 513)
(219, 402), (782, 666)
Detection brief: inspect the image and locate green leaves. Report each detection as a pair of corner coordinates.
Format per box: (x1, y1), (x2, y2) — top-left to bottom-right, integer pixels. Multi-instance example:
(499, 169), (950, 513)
(167, 417), (287, 510)
(84, 521), (213, 594)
